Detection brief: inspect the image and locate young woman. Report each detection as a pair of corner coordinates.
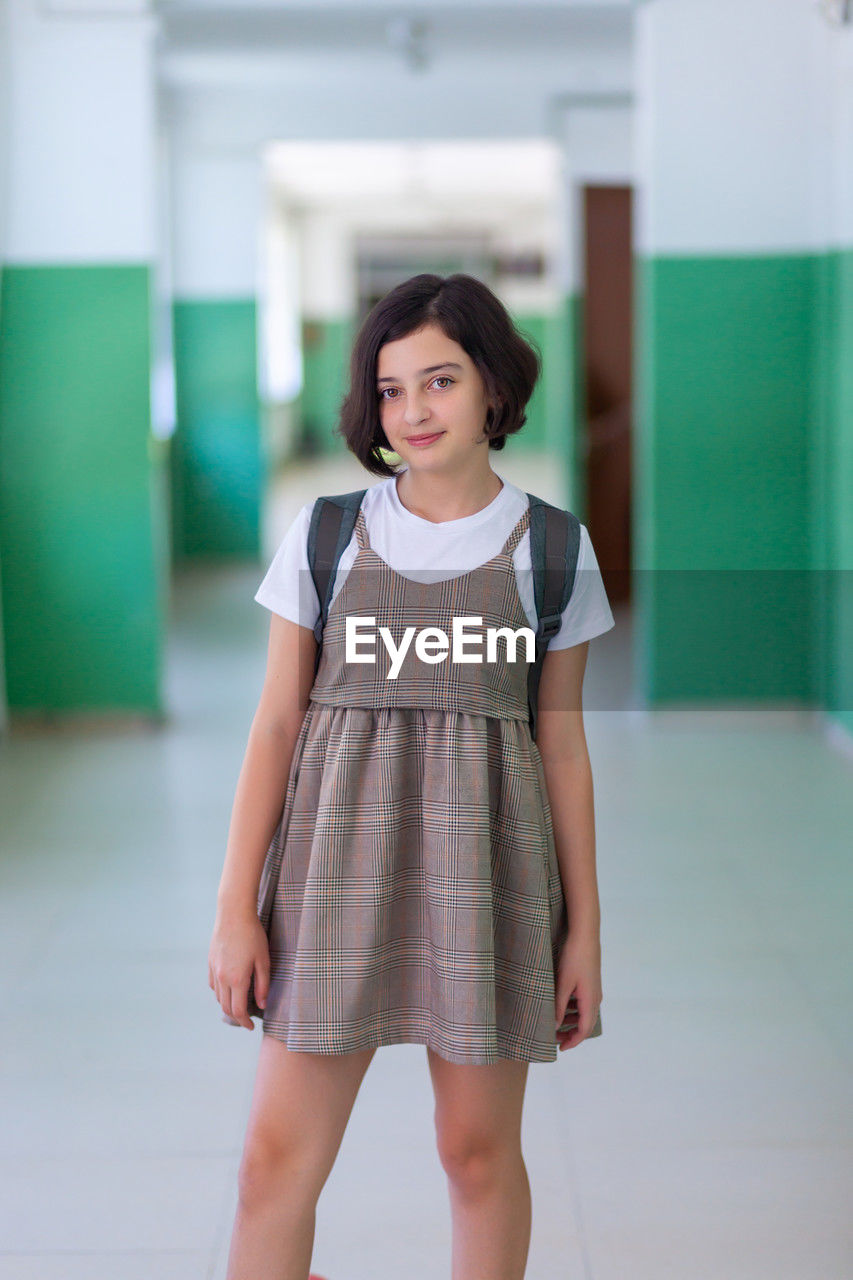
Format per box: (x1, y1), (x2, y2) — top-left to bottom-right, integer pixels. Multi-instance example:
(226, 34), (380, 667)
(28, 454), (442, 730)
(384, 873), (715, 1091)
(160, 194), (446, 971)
(209, 273), (614, 1279)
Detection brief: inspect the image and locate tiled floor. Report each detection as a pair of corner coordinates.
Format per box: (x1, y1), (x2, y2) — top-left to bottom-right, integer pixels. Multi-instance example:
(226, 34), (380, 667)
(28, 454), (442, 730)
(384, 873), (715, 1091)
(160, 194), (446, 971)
(1, 454), (850, 1279)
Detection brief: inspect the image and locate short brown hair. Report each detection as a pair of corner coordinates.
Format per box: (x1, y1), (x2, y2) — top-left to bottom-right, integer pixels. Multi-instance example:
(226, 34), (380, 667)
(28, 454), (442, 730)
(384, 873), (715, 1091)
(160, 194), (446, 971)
(337, 273), (542, 477)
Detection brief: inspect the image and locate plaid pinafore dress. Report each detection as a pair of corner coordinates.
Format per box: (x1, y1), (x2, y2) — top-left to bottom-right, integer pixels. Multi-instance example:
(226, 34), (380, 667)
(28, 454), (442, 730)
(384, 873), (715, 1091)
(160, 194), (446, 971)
(225, 497), (603, 1063)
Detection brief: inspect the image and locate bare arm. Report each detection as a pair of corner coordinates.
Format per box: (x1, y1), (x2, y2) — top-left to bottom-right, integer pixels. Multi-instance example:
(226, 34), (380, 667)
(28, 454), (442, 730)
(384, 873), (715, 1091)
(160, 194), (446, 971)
(534, 639), (600, 941)
(216, 613), (318, 916)
(535, 640), (603, 1047)
(209, 614), (317, 1028)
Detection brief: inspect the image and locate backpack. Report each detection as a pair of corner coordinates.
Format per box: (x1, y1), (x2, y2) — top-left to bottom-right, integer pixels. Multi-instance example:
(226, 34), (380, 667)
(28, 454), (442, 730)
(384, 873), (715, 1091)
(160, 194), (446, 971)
(307, 489), (581, 742)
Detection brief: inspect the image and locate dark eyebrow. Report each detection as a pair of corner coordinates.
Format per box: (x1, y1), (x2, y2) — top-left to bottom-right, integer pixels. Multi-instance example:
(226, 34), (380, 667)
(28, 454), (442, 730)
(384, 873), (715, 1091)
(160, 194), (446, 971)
(376, 362), (463, 385)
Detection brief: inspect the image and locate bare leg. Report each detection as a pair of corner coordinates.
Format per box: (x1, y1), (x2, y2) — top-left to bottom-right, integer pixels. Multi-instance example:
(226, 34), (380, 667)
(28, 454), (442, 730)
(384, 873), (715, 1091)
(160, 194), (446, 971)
(226, 1034), (376, 1280)
(427, 1046), (531, 1280)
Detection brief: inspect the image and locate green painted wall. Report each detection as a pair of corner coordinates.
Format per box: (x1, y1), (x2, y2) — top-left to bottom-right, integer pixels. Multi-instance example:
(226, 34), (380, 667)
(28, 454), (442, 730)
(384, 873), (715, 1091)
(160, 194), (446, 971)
(0, 268), (7, 727)
(171, 298), (263, 559)
(814, 249), (853, 738)
(564, 292), (586, 520)
(0, 263), (163, 714)
(299, 315), (354, 456)
(507, 300), (581, 505)
(508, 313), (548, 450)
(633, 253), (818, 706)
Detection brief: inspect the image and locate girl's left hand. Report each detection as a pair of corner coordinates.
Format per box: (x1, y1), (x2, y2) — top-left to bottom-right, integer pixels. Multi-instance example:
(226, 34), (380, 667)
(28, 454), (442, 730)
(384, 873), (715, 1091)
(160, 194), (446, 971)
(554, 933), (602, 1051)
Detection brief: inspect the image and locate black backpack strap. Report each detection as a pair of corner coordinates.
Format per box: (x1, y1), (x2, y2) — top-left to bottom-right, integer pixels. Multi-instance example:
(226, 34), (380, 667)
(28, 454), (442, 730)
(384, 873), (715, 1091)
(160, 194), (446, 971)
(526, 494), (581, 741)
(307, 489), (367, 677)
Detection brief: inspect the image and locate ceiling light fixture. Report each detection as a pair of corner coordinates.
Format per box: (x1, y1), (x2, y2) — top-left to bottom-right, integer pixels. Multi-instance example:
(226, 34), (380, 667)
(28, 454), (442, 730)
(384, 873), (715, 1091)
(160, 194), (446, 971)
(814, 0), (851, 23)
(385, 16), (430, 72)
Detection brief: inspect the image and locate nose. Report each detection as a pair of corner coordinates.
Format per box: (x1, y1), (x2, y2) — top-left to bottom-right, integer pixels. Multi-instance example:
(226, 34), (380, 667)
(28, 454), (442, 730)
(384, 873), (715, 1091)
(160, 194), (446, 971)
(402, 387), (430, 427)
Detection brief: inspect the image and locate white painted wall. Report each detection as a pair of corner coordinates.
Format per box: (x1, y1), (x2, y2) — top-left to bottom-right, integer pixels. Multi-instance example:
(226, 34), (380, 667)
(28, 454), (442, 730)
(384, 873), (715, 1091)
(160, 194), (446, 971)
(169, 147), (264, 297)
(0, 0), (10, 272)
(295, 210), (355, 318)
(550, 103), (634, 293)
(826, 21), (853, 245)
(4, 0), (157, 262)
(261, 205), (302, 401)
(0, 1), (9, 731)
(633, 0), (842, 255)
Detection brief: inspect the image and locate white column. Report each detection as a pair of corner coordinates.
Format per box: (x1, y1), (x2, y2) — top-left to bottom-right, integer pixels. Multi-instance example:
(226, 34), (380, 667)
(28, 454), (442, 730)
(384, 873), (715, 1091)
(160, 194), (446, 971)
(4, 0), (158, 265)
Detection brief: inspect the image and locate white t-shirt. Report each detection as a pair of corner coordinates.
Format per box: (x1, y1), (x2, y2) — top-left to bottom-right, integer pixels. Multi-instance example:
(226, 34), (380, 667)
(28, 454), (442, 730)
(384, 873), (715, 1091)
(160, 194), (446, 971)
(255, 469), (616, 650)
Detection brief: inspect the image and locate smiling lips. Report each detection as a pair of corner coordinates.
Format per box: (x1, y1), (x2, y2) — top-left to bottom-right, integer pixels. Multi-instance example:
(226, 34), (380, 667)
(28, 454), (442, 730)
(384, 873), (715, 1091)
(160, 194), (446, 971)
(407, 431), (444, 446)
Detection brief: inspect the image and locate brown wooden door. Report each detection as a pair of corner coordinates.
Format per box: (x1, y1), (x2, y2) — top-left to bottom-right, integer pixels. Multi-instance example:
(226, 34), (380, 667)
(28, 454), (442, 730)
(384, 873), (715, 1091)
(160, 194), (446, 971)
(581, 184), (633, 605)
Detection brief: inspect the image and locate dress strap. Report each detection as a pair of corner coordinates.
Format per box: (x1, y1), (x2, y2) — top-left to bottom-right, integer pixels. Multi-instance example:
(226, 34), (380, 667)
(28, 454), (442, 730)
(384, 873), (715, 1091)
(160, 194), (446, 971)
(499, 505), (531, 558)
(353, 508), (370, 550)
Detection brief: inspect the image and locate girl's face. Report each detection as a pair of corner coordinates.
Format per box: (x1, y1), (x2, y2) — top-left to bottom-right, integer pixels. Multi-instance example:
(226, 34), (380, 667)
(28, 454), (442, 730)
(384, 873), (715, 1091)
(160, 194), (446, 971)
(375, 324), (497, 472)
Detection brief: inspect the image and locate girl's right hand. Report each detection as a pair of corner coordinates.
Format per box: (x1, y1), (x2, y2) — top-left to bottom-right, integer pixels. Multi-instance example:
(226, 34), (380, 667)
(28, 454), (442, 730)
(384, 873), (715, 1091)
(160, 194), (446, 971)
(208, 908), (270, 1030)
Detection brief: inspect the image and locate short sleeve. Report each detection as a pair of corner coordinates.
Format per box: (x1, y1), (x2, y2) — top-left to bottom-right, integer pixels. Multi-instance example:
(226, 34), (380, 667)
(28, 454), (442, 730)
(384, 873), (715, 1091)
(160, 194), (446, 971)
(546, 524), (615, 649)
(254, 502), (321, 630)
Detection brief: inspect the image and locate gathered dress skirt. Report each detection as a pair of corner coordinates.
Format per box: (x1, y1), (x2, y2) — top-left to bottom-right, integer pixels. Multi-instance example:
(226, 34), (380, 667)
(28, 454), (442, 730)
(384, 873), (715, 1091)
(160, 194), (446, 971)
(223, 696), (603, 1064)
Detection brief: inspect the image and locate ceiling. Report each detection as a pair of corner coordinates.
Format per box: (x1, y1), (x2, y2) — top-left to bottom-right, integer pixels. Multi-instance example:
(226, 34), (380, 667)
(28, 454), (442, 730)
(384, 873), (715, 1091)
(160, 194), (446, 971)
(155, 1), (637, 59)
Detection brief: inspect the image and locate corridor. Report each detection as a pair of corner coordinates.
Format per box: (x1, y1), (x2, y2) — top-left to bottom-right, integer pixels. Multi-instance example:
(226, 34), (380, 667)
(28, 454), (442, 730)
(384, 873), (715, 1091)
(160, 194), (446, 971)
(1, 457), (849, 1279)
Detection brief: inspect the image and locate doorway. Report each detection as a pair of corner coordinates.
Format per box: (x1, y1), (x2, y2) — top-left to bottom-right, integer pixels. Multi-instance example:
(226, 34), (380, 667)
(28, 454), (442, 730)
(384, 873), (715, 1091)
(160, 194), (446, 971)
(581, 184), (633, 606)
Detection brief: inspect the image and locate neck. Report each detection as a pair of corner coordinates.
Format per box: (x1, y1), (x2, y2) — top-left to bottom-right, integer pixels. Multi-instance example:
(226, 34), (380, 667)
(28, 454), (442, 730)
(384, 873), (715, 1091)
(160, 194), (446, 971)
(395, 463), (503, 524)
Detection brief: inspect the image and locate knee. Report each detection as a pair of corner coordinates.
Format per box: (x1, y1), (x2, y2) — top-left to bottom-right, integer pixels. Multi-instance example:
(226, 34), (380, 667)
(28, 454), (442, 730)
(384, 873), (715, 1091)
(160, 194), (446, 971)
(435, 1123), (516, 1194)
(237, 1128), (323, 1212)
